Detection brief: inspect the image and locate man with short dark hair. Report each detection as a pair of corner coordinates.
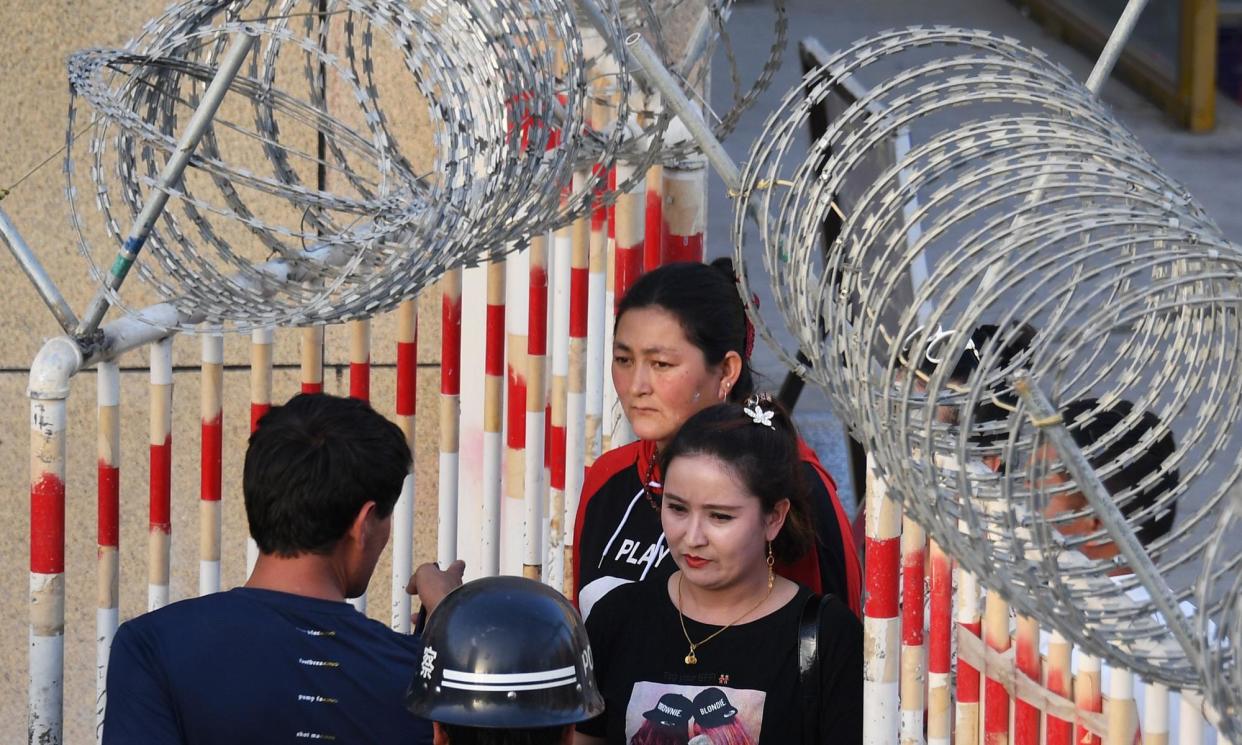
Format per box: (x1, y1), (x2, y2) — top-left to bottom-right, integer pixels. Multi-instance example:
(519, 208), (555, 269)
(104, 393), (460, 745)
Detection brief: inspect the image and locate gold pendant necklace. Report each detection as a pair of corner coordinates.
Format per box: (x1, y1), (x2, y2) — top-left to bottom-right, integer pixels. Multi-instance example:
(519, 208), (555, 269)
(676, 573), (772, 665)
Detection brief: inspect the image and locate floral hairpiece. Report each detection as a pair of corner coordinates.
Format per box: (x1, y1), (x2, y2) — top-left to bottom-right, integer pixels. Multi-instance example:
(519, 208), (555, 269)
(742, 395), (775, 429)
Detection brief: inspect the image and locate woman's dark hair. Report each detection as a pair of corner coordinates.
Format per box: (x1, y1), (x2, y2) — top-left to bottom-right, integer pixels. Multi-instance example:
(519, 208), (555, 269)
(244, 393), (411, 557)
(615, 258), (755, 402)
(658, 398), (814, 563)
(1060, 398), (1179, 547)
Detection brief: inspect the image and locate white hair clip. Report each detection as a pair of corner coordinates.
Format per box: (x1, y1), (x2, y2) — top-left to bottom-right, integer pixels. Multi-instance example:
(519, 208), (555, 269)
(743, 402), (775, 429)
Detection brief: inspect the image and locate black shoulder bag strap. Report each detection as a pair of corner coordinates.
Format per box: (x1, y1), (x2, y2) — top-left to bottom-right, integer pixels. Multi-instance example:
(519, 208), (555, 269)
(798, 592), (829, 745)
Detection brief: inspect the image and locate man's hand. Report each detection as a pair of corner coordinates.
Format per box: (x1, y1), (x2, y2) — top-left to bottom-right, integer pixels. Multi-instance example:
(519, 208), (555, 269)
(406, 560), (465, 617)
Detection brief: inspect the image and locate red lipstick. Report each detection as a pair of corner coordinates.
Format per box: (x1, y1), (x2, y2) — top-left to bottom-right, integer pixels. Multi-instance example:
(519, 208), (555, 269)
(683, 554), (708, 569)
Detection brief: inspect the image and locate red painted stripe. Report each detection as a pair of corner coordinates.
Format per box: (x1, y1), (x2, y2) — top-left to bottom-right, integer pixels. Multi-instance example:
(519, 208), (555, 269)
(901, 545), (925, 646)
(985, 674), (1009, 745)
(614, 244), (643, 311)
(957, 620), (982, 703)
(928, 553), (952, 674)
(644, 189), (662, 270)
(607, 168), (617, 240)
(528, 264), (548, 355)
(549, 423), (567, 489)
(661, 225), (704, 264)
(250, 402), (270, 433)
(1015, 629), (1041, 745)
(1046, 655), (1072, 745)
(350, 361), (370, 402)
(150, 436), (172, 529)
(591, 165), (607, 232)
(396, 341), (418, 416)
(98, 462), (120, 547)
(1076, 690), (1103, 745)
(485, 303), (505, 376)
(301, 382), (323, 394)
(863, 535), (899, 618)
(31, 472), (65, 574)
(441, 294), (462, 395)
(569, 267), (588, 337)
(1046, 716), (1072, 745)
(200, 415), (222, 502)
(507, 367), (526, 449)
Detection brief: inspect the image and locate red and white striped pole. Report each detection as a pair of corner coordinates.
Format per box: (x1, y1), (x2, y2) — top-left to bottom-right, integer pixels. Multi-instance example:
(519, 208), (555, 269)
(563, 171), (591, 594)
(1013, 613), (1043, 745)
(584, 68), (614, 466)
(1045, 631), (1074, 745)
(30, 378), (68, 745)
(660, 118), (706, 264)
(300, 326), (324, 394)
(863, 454), (900, 745)
(585, 170), (608, 466)
(603, 168), (618, 454)
(611, 154), (644, 447)
(438, 269), (462, 567)
(349, 318), (371, 612)
(96, 360), (121, 740)
(482, 260), (506, 575)
(248, 327), (273, 575)
(200, 334), (224, 596)
(392, 300), (417, 631)
(1076, 656), (1104, 745)
(1179, 691), (1205, 745)
(547, 209), (572, 590)
(1145, 683), (1170, 745)
(983, 591), (1010, 745)
(505, 250), (530, 575)
(1014, 615), (1041, 745)
(927, 539), (953, 745)
(349, 319), (371, 403)
(524, 236), (549, 580)
(149, 337), (174, 612)
(1106, 669), (1139, 745)
(900, 517), (926, 745)
(641, 93), (664, 273)
(956, 562), (982, 745)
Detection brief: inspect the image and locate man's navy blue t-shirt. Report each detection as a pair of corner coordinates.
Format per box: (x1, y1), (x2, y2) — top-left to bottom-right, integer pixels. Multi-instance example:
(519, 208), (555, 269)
(103, 587), (433, 745)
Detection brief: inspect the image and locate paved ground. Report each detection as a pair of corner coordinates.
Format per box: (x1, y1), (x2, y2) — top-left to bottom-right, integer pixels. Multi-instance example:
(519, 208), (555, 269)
(702, 0), (1242, 518)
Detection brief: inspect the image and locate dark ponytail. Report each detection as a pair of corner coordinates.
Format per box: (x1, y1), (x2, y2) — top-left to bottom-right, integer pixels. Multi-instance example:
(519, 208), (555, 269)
(615, 259), (755, 402)
(659, 396), (813, 563)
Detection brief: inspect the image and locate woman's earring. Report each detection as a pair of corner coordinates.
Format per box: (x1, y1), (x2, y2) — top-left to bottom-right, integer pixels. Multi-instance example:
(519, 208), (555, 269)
(766, 541), (775, 590)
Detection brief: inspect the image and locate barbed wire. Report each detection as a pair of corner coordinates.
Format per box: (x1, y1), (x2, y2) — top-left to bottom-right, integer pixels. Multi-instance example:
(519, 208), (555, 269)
(733, 27), (1242, 694)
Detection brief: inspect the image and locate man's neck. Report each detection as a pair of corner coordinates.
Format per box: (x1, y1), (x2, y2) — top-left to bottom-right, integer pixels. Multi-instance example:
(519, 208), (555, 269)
(245, 552), (350, 602)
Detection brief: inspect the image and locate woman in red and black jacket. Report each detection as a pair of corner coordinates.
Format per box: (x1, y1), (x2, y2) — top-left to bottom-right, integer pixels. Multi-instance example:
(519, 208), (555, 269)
(572, 259), (861, 619)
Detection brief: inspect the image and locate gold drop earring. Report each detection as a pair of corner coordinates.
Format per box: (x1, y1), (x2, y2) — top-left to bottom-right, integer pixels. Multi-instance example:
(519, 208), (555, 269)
(766, 541), (775, 590)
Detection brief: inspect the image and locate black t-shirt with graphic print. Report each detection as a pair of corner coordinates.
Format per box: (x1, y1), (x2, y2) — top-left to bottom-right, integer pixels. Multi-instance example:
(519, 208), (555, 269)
(577, 577), (862, 745)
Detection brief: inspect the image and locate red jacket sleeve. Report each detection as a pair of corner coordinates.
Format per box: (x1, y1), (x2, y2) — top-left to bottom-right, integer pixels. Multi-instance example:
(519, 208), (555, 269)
(571, 442), (643, 607)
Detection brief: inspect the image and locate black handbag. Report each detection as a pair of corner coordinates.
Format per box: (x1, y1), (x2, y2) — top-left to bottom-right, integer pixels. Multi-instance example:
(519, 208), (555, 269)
(798, 593), (831, 745)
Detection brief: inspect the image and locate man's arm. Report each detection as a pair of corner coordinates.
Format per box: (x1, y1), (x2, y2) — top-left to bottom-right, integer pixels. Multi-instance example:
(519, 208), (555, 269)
(406, 559), (465, 619)
(102, 622), (185, 745)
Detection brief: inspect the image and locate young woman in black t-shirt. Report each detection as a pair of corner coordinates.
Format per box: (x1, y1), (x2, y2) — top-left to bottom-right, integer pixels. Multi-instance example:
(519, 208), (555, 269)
(575, 398), (862, 745)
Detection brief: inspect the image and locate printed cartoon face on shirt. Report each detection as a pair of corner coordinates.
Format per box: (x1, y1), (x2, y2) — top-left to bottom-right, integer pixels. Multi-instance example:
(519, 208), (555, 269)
(612, 307), (729, 447)
(625, 682), (764, 745)
(661, 454), (786, 592)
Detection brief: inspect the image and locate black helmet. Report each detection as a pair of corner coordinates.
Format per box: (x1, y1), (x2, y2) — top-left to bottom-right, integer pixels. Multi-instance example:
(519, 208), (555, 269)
(406, 575), (605, 728)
